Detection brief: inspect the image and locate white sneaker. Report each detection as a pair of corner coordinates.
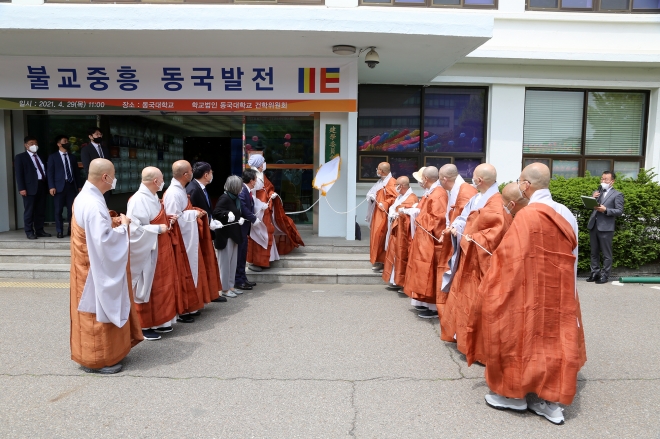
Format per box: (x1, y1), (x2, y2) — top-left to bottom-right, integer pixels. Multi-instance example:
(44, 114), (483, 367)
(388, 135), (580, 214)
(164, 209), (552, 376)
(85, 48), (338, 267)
(232, 289), (244, 295)
(528, 401), (565, 425)
(484, 393), (527, 411)
(222, 291), (237, 298)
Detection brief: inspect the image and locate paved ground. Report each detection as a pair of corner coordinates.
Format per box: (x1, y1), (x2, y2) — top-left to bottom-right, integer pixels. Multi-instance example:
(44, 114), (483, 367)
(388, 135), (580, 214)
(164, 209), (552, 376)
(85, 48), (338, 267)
(1, 279), (659, 438)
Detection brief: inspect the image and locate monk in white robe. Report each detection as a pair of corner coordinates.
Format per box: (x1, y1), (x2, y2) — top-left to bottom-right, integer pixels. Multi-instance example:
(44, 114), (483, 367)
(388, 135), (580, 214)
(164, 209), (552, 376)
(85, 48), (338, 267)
(127, 167), (178, 340)
(70, 159), (142, 374)
(163, 160), (206, 320)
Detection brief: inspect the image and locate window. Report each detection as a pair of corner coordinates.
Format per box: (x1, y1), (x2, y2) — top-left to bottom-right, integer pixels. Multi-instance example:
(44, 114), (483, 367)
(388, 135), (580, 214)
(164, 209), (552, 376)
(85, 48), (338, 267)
(527, 0), (659, 12)
(46, 0), (323, 4)
(358, 85), (487, 181)
(362, 0), (496, 7)
(522, 89), (648, 179)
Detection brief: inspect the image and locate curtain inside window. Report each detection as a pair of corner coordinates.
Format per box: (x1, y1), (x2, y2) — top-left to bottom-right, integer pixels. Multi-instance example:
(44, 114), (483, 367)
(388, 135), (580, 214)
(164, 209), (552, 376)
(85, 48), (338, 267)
(523, 90), (584, 154)
(585, 92), (645, 156)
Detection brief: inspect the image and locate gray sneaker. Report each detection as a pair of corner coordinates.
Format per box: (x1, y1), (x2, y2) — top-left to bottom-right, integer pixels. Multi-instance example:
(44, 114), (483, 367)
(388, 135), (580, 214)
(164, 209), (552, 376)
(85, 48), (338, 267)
(528, 401), (565, 425)
(484, 393), (527, 411)
(84, 363), (123, 374)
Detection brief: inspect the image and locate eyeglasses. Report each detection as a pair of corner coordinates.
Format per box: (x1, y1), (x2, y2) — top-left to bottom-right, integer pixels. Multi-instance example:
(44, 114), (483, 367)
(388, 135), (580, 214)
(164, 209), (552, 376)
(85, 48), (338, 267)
(516, 179), (529, 185)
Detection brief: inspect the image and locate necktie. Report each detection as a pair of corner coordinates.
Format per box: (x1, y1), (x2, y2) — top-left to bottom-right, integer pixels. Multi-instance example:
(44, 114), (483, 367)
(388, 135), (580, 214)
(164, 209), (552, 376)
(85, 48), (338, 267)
(64, 153), (73, 183)
(96, 144), (104, 158)
(203, 188), (210, 207)
(32, 154), (44, 180)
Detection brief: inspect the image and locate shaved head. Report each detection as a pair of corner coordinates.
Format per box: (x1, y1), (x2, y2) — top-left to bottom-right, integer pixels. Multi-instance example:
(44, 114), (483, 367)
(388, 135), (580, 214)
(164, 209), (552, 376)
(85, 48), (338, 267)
(378, 162), (390, 175)
(473, 163), (497, 184)
(502, 182), (529, 215)
(439, 164), (459, 180)
(396, 176), (410, 187)
(423, 166), (439, 181)
(141, 166), (162, 182)
(172, 160), (192, 179)
(88, 158), (114, 181)
(521, 163), (551, 189)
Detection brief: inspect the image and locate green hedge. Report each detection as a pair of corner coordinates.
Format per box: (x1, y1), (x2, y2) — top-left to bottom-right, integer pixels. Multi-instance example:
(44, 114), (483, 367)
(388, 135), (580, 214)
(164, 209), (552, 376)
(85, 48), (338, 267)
(548, 169), (660, 271)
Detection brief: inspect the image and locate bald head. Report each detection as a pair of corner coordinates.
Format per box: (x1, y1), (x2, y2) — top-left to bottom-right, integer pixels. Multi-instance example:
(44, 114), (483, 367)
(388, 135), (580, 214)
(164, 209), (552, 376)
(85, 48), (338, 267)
(395, 176), (410, 195)
(377, 162), (390, 178)
(472, 163), (497, 194)
(423, 166), (439, 181)
(87, 158), (115, 194)
(439, 164), (459, 191)
(502, 182), (529, 215)
(521, 163), (551, 189)
(141, 166), (162, 182)
(172, 160), (193, 186)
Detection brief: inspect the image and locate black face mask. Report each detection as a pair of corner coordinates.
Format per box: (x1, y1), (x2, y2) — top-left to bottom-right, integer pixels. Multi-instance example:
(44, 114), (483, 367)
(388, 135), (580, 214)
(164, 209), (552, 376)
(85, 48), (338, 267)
(93, 137), (102, 144)
(61, 143), (71, 151)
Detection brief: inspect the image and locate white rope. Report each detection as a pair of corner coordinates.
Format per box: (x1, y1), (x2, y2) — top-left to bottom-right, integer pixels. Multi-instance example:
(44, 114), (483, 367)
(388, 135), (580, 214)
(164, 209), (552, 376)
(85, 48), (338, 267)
(414, 221), (492, 256)
(323, 196), (369, 215)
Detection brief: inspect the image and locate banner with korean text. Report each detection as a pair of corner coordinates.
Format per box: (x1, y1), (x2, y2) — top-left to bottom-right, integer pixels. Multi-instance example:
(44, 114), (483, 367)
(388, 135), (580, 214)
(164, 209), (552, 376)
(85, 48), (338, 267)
(0, 57), (357, 113)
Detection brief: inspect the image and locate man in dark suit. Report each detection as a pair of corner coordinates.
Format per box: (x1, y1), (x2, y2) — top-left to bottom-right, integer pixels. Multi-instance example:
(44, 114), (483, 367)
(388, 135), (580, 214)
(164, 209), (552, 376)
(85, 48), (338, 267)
(80, 127), (111, 203)
(14, 136), (51, 239)
(587, 171), (624, 284)
(47, 134), (82, 238)
(186, 161), (214, 220)
(235, 169), (259, 290)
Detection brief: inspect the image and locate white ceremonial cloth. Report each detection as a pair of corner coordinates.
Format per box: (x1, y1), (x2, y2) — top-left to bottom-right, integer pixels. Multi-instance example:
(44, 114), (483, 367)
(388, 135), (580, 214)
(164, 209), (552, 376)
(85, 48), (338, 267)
(163, 178), (200, 286)
(365, 172), (393, 224)
(74, 181), (130, 328)
(249, 167), (269, 250)
(313, 156), (341, 196)
(126, 184), (162, 304)
(385, 188), (414, 250)
(446, 175), (466, 227)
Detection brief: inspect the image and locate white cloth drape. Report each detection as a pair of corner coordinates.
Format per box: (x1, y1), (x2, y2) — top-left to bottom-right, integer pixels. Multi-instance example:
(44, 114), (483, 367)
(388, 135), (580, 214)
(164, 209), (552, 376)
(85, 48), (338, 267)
(384, 188), (414, 251)
(365, 173), (393, 224)
(163, 178), (200, 286)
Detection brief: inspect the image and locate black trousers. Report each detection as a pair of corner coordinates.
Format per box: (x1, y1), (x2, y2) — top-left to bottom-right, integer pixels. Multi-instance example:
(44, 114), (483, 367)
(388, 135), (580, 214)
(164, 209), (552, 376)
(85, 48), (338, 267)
(589, 228), (614, 278)
(234, 233), (249, 285)
(22, 180), (47, 235)
(53, 181), (77, 233)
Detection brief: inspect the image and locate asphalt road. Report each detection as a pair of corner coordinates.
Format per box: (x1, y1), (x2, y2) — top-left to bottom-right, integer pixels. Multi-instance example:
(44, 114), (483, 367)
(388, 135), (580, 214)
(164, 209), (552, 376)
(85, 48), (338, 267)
(0, 280), (658, 438)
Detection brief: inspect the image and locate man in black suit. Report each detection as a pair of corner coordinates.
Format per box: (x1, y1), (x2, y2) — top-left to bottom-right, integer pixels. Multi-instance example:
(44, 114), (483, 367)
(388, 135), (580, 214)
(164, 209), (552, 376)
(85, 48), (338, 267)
(14, 136), (51, 239)
(587, 171), (624, 284)
(80, 127), (111, 203)
(186, 161), (214, 220)
(47, 134), (82, 238)
(234, 169), (259, 290)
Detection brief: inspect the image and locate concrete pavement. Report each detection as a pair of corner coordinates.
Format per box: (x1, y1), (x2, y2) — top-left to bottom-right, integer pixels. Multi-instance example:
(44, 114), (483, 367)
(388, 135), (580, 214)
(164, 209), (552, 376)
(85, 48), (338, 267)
(0, 280), (659, 438)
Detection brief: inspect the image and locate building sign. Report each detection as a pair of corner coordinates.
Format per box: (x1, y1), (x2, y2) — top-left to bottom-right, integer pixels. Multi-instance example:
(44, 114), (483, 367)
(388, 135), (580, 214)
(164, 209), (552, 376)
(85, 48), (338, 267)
(0, 57), (357, 113)
(325, 124), (341, 162)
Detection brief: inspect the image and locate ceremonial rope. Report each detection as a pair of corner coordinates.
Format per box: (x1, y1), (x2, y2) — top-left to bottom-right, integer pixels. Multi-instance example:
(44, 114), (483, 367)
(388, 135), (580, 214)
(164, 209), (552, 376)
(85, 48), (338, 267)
(323, 196), (369, 215)
(413, 221), (493, 256)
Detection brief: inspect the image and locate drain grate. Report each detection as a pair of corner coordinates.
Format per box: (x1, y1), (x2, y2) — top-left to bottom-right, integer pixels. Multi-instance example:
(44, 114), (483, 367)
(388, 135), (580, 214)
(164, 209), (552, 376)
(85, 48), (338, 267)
(0, 281), (69, 289)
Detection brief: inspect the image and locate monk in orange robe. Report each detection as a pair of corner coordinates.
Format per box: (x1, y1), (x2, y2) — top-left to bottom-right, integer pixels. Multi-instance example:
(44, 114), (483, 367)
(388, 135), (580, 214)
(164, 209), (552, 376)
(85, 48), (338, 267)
(440, 164), (512, 357)
(70, 159), (142, 374)
(435, 164), (477, 318)
(272, 190), (305, 256)
(189, 198), (222, 304)
(365, 162), (398, 273)
(382, 176), (419, 289)
(475, 163), (586, 426)
(403, 166), (448, 319)
(169, 220), (202, 317)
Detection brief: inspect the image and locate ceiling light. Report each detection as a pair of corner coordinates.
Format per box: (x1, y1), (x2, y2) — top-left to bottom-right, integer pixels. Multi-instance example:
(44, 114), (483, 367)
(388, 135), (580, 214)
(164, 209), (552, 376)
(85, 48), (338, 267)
(332, 45), (357, 56)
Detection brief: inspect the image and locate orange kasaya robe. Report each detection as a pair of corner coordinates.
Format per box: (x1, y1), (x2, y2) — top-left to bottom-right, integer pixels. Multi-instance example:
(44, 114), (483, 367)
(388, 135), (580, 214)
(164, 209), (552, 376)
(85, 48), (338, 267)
(403, 184), (448, 304)
(469, 203), (586, 405)
(134, 206), (177, 328)
(247, 176), (276, 268)
(436, 183), (478, 317)
(70, 211), (143, 370)
(270, 176), (305, 255)
(382, 193), (419, 286)
(440, 192), (512, 357)
(169, 220), (203, 314)
(185, 198), (222, 304)
(369, 177), (398, 265)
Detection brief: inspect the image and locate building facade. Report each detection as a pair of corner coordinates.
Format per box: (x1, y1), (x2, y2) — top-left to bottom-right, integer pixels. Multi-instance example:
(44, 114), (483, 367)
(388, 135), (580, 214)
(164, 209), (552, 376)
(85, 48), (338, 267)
(0, 0), (658, 238)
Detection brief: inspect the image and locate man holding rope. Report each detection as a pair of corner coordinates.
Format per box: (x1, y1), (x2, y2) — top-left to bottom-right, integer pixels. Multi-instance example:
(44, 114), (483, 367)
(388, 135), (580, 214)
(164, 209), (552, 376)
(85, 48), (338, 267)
(365, 162), (398, 273)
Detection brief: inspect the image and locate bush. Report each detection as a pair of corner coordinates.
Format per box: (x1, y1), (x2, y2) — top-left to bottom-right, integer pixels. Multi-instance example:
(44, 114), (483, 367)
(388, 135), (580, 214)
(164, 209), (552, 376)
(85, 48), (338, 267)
(548, 169), (660, 271)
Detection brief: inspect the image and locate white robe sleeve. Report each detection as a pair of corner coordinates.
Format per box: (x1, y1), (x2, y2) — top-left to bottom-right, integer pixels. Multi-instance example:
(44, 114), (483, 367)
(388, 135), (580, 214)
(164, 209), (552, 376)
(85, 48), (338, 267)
(126, 196), (160, 304)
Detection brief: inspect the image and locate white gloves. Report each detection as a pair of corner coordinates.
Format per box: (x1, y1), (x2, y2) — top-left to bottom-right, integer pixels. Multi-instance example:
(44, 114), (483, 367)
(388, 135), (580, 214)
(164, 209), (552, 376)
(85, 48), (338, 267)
(238, 217), (245, 225)
(378, 202), (384, 209)
(368, 194), (376, 202)
(228, 212), (235, 222)
(260, 203), (268, 212)
(209, 219), (223, 230)
(271, 193), (278, 200)
(254, 218), (261, 226)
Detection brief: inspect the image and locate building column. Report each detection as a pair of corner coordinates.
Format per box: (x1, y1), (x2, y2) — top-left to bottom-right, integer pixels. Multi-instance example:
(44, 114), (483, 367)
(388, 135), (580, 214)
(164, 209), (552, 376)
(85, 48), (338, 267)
(487, 84), (526, 184)
(345, 112), (357, 240)
(318, 112), (349, 238)
(645, 88), (660, 182)
(12, 110), (26, 230)
(0, 111), (16, 232)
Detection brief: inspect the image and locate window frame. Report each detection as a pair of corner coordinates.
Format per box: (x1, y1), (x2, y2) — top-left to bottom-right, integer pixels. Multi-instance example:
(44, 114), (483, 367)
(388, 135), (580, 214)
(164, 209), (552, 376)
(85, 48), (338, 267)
(357, 85), (488, 182)
(525, 0), (660, 13)
(522, 87), (650, 178)
(360, 0), (497, 8)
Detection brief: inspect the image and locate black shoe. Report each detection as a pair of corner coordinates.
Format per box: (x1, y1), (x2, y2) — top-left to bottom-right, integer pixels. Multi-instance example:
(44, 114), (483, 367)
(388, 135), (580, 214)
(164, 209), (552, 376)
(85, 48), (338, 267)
(248, 264), (263, 272)
(153, 326), (173, 333)
(235, 283), (253, 290)
(84, 363), (123, 374)
(246, 281), (257, 287)
(26, 234), (37, 240)
(176, 315), (194, 323)
(586, 274), (600, 282)
(386, 284), (401, 291)
(418, 309), (439, 319)
(57, 232), (64, 239)
(142, 329), (162, 341)
(187, 310), (202, 317)
(212, 296), (227, 302)
(413, 305), (428, 311)
(595, 276), (609, 284)
(36, 231), (51, 237)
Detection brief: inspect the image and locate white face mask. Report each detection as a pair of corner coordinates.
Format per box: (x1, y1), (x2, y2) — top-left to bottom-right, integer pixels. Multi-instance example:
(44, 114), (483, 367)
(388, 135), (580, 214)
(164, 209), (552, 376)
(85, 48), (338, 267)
(106, 175), (117, 190)
(601, 182), (610, 190)
(208, 175), (213, 184)
(503, 202), (513, 215)
(28, 145), (38, 153)
(158, 181), (165, 192)
(262, 163), (266, 172)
